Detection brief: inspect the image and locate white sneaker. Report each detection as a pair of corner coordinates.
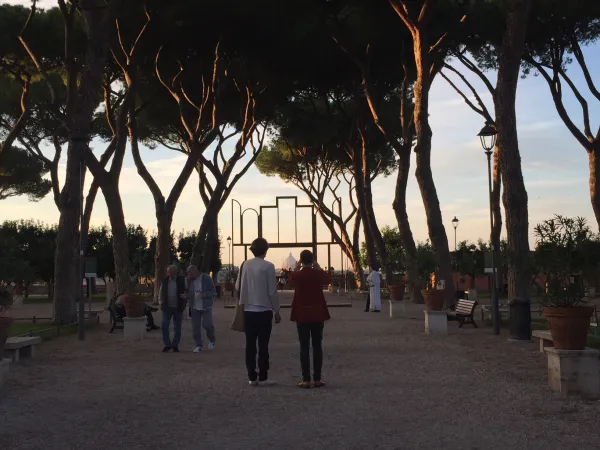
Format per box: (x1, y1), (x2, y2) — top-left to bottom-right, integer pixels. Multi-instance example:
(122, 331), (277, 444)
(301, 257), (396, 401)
(193, 347), (202, 353)
(248, 380), (258, 386)
(208, 342), (215, 350)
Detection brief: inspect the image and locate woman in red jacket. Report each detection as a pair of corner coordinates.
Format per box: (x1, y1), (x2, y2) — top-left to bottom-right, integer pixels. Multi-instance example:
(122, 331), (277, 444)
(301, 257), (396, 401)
(289, 250), (331, 388)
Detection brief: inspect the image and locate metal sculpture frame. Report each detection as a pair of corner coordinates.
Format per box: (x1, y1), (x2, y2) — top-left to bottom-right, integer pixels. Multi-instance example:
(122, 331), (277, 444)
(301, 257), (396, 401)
(231, 196), (341, 270)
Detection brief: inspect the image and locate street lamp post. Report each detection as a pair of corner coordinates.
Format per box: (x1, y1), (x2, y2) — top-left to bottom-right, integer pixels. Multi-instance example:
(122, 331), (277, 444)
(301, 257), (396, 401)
(452, 216), (459, 298)
(451, 216), (459, 251)
(478, 121), (500, 335)
(227, 236), (232, 279)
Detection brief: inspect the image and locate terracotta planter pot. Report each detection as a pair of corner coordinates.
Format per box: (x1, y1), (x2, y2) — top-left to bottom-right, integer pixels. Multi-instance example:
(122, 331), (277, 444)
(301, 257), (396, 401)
(543, 306), (594, 350)
(122, 295), (144, 318)
(0, 316), (14, 357)
(388, 283), (406, 301)
(421, 289), (445, 311)
(225, 282), (234, 292)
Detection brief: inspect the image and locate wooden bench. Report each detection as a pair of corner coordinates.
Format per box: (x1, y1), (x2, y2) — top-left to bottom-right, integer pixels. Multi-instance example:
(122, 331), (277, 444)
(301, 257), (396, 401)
(107, 304), (124, 333)
(4, 336), (42, 362)
(447, 299), (478, 328)
(532, 330), (553, 353)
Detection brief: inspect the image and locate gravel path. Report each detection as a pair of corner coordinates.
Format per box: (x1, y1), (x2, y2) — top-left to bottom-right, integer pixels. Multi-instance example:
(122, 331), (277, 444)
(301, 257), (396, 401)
(2, 301), (600, 450)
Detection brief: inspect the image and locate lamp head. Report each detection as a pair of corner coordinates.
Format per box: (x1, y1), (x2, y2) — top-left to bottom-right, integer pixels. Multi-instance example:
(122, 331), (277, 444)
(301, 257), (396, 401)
(477, 122), (498, 152)
(452, 216), (459, 229)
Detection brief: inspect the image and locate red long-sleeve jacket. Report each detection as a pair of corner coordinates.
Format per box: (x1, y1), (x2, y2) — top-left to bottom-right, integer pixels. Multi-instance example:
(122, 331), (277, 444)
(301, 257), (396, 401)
(289, 268), (331, 323)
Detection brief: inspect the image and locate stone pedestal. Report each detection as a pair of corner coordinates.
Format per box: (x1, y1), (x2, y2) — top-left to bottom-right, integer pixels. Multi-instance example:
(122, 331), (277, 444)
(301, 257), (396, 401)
(545, 347), (600, 397)
(424, 310), (448, 335)
(123, 317), (146, 342)
(0, 358), (11, 389)
(389, 300), (405, 319)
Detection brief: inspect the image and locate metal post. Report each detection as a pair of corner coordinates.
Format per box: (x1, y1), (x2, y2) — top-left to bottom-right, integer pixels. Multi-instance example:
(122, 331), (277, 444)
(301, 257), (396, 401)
(454, 227), (457, 251)
(78, 152), (85, 340)
(486, 150), (500, 335)
(88, 277), (92, 314)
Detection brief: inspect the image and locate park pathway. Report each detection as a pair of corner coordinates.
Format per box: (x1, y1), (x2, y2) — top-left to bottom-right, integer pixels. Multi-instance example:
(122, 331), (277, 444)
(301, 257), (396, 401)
(1, 301), (600, 449)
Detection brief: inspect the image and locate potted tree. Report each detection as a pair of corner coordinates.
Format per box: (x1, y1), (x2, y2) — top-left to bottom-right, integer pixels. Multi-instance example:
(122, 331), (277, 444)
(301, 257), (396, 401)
(416, 241), (444, 311)
(534, 215), (597, 350)
(0, 287), (15, 354)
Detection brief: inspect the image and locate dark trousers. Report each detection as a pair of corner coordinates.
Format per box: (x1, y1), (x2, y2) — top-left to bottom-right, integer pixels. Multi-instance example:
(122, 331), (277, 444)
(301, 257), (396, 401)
(297, 322), (324, 382)
(244, 311), (273, 382)
(364, 293), (370, 311)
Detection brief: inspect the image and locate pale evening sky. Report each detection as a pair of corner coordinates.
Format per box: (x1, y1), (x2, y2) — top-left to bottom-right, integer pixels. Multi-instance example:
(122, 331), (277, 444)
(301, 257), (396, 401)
(3, 1), (600, 269)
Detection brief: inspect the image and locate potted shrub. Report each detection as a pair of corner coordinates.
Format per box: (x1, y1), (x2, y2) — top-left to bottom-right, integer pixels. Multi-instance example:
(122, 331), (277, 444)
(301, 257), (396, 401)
(120, 293), (145, 318)
(0, 287), (15, 354)
(534, 215), (598, 350)
(421, 272), (445, 311)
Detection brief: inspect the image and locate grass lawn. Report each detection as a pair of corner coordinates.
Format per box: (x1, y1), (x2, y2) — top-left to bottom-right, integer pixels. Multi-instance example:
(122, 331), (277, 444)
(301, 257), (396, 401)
(24, 294), (106, 304)
(8, 320), (99, 339)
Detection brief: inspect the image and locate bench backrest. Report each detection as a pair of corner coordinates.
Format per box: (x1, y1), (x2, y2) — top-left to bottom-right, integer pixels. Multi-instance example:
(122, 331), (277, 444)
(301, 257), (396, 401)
(455, 299), (477, 315)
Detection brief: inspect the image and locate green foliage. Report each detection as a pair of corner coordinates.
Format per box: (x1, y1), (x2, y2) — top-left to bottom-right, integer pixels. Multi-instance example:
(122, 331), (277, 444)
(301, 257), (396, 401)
(176, 230), (222, 275)
(454, 240), (486, 284)
(0, 285), (12, 316)
(0, 146), (51, 201)
(416, 241), (436, 289)
(0, 220), (56, 290)
(359, 226), (405, 277)
(533, 215), (600, 307)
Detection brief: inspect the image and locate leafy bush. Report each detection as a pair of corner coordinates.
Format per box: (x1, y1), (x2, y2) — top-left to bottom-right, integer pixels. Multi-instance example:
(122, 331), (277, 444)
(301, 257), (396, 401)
(534, 215), (600, 307)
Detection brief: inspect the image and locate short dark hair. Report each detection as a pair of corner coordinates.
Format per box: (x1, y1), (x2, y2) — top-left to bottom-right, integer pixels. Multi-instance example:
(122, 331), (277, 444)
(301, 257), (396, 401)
(300, 250), (313, 265)
(250, 237), (269, 257)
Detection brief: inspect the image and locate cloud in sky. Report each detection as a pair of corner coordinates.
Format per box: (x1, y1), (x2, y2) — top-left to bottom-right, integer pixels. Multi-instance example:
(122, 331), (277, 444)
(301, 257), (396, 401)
(3, 0), (599, 267)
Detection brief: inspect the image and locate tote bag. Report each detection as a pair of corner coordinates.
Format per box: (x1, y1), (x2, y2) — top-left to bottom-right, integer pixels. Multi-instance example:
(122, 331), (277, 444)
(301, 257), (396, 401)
(229, 262), (245, 332)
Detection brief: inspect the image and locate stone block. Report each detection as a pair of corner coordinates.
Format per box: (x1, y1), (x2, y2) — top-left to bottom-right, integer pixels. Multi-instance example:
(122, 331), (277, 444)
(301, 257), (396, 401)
(123, 316), (146, 342)
(389, 300), (405, 319)
(424, 310), (448, 335)
(545, 347), (600, 397)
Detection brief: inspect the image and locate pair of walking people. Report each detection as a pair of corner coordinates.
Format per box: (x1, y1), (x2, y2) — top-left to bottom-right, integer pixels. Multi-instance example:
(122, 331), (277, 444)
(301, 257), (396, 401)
(159, 264), (216, 353)
(236, 238), (330, 388)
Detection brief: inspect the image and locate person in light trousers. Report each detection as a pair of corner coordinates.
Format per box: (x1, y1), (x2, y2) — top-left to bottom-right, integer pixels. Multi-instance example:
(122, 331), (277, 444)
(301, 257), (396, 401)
(187, 265), (217, 352)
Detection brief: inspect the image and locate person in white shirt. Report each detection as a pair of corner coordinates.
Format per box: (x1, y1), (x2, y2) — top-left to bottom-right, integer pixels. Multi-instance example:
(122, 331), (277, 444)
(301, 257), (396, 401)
(235, 237), (281, 386)
(187, 265), (217, 353)
(366, 265), (382, 312)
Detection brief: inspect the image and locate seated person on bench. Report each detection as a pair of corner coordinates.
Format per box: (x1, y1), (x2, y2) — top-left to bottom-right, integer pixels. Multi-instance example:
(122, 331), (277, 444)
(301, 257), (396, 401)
(115, 295), (160, 331)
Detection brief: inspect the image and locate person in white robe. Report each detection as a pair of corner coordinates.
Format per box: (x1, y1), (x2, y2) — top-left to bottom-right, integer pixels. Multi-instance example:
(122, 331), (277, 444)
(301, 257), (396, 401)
(366, 265), (381, 312)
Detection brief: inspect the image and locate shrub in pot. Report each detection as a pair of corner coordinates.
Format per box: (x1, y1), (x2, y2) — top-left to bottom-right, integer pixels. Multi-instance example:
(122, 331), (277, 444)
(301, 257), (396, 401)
(534, 215), (598, 350)
(421, 272), (445, 311)
(120, 294), (145, 318)
(0, 287), (15, 356)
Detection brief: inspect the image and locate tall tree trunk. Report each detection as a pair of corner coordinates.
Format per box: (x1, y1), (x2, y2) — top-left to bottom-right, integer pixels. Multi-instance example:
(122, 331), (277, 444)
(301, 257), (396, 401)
(154, 211), (172, 302)
(191, 200), (221, 267)
(361, 142), (392, 284)
(491, 144), (503, 292)
(351, 209), (365, 288)
(103, 183), (132, 294)
(589, 149), (600, 230)
(52, 0), (123, 324)
(494, 0), (532, 301)
(80, 181), (100, 255)
(413, 68), (454, 307)
(53, 141), (83, 324)
(353, 151), (378, 269)
(393, 143), (423, 303)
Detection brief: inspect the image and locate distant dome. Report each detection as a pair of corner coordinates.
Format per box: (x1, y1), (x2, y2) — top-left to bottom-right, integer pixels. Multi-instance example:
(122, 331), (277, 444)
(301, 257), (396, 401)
(282, 252), (296, 269)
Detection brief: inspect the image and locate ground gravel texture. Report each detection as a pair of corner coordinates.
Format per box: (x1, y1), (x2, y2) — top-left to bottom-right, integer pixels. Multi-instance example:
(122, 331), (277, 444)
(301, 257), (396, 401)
(2, 299), (600, 450)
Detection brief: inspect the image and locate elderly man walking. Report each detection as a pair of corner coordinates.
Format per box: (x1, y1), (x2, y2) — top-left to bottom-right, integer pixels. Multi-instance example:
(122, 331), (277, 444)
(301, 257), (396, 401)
(187, 265), (217, 352)
(158, 264), (187, 353)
